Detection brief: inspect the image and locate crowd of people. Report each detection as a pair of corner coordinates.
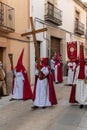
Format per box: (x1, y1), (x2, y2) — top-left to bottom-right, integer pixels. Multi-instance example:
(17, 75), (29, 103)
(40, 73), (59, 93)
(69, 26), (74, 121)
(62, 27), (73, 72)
(1, 44), (87, 110)
(9, 49), (59, 110)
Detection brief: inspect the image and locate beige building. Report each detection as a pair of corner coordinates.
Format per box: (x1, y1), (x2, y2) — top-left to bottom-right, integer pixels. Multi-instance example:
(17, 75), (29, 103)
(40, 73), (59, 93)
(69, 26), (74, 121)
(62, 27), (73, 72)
(0, 0), (30, 93)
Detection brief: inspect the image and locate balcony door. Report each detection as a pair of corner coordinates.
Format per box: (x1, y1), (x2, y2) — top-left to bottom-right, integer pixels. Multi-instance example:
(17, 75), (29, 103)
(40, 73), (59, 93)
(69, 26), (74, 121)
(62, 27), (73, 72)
(48, 2), (54, 17)
(0, 2), (4, 25)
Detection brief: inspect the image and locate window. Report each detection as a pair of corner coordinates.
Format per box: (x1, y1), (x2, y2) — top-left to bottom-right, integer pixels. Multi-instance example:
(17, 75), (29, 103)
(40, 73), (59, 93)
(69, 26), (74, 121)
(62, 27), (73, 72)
(0, 3), (4, 25)
(48, 2), (54, 17)
(75, 10), (80, 21)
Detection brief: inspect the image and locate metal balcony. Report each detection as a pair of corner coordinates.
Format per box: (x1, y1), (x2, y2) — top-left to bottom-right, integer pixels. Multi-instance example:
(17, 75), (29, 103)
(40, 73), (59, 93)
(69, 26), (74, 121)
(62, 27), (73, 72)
(44, 2), (62, 26)
(74, 20), (84, 35)
(0, 2), (15, 33)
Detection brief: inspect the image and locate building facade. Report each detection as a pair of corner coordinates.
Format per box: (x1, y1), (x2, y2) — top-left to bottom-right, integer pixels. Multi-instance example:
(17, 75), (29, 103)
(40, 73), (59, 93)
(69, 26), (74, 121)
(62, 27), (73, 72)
(29, 0), (87, 84)
(0, 0), (30, 93)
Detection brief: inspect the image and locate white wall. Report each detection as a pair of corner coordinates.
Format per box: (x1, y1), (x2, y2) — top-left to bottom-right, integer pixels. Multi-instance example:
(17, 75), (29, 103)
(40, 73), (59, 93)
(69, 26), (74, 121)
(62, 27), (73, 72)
(59, 0), (86, 62)
(30, 0), (47, 85)
(29, 0), (86, 84)
(32, 0), (44, 20)
(58, 0), (86, 33)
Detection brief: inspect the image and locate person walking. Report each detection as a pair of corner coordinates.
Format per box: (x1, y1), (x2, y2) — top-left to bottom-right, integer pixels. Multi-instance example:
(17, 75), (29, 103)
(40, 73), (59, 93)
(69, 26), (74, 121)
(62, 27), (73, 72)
(67, 59), (76, 85)
(54, 53), (63, 84)
(10, 49), (32, 101)
(69, 44), (87, 109)
(32, 57), (57, 109)
(50, 56), (55, 81)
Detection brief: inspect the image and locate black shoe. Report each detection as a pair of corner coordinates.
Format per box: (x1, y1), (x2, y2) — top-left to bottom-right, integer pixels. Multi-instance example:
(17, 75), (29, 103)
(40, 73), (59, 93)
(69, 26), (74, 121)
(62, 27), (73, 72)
(31, 106), (39, 110)
(75, 100), (78, 103)
(55, 82), (59, 84)
(9, 98), (15, 101)
(68, 84), (72, 86)
(80, 105), (84, 109)
(42, 107), (46, 109)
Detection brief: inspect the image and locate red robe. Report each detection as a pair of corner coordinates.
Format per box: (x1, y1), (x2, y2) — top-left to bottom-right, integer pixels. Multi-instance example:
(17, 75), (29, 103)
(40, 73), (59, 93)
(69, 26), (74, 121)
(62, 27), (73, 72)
(22, 66), (33, 100)
(69, 44), (85, 103)
(12, 48), (32, 100)
(32, 67), (57, 105)
(12, 65), (33, 100)
(69, 64), (78, 103)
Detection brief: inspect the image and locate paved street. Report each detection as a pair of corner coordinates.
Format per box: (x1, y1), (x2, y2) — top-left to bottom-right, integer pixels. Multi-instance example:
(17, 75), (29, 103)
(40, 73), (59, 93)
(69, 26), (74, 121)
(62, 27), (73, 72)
(0, 77), (87, 130)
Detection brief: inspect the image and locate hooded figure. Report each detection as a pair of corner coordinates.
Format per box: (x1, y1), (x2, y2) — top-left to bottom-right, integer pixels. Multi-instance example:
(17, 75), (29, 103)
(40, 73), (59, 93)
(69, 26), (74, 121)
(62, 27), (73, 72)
(10, 48), (32, 101)
(67, 58), (76, 85)
(32, 57), (57, 109)
(54, 53), (63, 83)
(69, 44), (87, 108)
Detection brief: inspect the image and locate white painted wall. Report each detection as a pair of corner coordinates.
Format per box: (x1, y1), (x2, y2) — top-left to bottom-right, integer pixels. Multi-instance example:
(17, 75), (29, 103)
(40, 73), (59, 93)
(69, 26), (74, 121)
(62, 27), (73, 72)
(58, 0), (74, 32)
(30, 0), (47, 85)
(59, 0), (86, 63)
(58, 0), (86, 33)
(29, 0), (86, 85)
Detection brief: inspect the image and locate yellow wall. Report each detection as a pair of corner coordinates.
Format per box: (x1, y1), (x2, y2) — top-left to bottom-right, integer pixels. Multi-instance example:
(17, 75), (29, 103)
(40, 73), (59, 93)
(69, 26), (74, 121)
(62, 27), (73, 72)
(0, 0), (30, 75)
(8, 0), (30, 34)
(10, 40), (30, 71)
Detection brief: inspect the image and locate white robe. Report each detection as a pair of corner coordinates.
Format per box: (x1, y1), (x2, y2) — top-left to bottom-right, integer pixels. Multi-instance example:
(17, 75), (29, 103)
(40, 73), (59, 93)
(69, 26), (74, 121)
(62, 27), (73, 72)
(12, 70), (24, 99)
(50, 59), (55, 71)
(55, 65), (58, 83)
(34, 67), (51, 107)
(67, 62), (76, 84)
(75, 65), (87, 105)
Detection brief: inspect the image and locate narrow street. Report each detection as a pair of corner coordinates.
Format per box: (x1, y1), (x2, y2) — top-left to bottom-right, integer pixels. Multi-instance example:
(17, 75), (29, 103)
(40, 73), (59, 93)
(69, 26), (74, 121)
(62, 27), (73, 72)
(0, 77), (87, 130)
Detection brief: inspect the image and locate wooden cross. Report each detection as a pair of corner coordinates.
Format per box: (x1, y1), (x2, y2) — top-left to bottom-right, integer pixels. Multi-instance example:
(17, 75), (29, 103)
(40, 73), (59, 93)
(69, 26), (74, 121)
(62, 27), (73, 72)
(21, 17), (48, 78)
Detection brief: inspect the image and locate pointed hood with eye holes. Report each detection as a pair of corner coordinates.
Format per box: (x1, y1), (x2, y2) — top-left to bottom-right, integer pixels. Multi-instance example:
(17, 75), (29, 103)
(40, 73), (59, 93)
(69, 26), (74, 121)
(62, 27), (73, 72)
(15, 48), (24, 72)
(78, 44), (85, 79)
(12, 48), (32, 100)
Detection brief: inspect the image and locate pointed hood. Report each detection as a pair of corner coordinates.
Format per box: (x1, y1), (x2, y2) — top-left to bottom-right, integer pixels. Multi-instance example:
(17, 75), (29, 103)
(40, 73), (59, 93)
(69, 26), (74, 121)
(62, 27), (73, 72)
(78, 44), (85, 79)
(79, 44), (84, 62)
(55, 53), (60, 66)
(41, 57), (48, 67)
(15, 48), (24, 72)
(55, 53), (60, 61)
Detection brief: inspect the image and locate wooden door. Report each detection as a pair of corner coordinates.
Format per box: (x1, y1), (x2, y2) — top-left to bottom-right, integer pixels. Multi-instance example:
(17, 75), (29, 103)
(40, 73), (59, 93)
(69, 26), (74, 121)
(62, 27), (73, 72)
(51, 36), (60, 57)
(0, 47), (3, 63)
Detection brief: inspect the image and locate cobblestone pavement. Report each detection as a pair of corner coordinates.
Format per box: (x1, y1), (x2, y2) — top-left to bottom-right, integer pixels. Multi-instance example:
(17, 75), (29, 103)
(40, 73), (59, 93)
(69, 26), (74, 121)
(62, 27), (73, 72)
(0, 77), (87, 130)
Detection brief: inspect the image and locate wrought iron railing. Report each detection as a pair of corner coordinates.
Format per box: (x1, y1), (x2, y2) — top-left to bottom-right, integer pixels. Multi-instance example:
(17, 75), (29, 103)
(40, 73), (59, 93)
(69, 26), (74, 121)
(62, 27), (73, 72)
(74, 20), (84, 35)
(44, 2), (62, 26)
(0, 2), (15, 33)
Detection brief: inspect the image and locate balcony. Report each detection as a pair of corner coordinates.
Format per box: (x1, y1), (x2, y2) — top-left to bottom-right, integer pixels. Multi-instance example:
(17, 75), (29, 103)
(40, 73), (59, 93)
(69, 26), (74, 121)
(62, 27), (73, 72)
(74, 20), (84, 35)
(44, 2), (62, 26)
(0, 2), (15, 33)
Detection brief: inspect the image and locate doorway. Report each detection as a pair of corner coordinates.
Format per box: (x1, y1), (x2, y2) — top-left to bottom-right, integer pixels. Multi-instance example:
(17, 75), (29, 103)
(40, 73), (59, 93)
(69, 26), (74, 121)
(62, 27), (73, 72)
(51, 36), (61, 57)
(0, 47), (3, 63)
